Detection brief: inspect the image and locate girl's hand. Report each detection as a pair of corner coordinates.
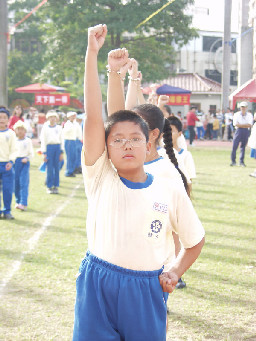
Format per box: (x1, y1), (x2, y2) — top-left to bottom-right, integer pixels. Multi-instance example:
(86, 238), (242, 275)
(59, 153), (64, 162)
(128, 58), (138, 79)
(21, 158), (28, 163)
(87, 24), (107, 54)
(5, 162), (12, 171)
(159, 271), (178, 294)
(44, 155), (47, 163)
(107, 48), (129, 72)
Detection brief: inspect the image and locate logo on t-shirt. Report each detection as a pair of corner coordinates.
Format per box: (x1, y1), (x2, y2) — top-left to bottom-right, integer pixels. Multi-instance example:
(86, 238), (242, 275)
(153, 202), (168, 214)
(148, 220), (163, 240)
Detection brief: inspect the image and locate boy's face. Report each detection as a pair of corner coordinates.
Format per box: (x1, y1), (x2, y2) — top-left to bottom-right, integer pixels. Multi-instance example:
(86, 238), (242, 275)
(107, 121), (150, 174)
(49, 116), (57, 125)
(15, 127), (26, 139)
(68, 115), (76, 122)
(0, 113), (9, 130)
(170, 124), (181, 145)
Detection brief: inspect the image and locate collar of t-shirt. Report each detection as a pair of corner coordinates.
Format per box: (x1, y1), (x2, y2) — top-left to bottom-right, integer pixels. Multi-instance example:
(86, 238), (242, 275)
(144, 156), (163, 165)
(120, 173), (154, 189)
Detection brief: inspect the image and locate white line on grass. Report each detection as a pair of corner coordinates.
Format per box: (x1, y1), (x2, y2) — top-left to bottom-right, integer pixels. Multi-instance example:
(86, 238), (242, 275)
(0, 182), (82, 298)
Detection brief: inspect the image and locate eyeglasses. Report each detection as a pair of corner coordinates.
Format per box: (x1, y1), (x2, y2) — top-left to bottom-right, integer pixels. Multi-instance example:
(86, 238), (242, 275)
(109, 138), (146, 148)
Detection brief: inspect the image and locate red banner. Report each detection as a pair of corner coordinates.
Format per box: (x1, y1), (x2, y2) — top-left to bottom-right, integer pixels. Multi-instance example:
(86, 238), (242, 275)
(163, 94), (190, 106)
(35, 93), (70, 106)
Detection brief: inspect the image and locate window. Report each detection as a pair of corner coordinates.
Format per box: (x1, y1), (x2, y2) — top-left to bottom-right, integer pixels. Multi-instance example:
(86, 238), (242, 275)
(203, 36), (236, 53)
(209, 105), (216, 114)
(205, 69), (238, 86)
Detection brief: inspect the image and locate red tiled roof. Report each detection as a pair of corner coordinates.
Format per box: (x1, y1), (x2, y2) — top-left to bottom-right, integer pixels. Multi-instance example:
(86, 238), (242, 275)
(161, 73), (221, 93)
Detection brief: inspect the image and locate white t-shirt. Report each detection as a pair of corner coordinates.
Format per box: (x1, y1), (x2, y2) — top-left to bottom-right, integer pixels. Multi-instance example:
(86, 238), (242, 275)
(0, 128), (17, 163)
(176, 148), (196, 180)
(248, 122), (256, 149)
(233, 111), (253, 128)
(16, 137), (34, 159)
(82, 149), (204, 271)
(158, 147), (191, 184)
(144, 157), (183, 184)
(40, 123), (64, 153)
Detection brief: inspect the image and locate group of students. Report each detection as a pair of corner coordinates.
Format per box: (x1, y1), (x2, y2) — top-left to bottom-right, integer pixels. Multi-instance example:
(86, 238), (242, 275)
(0, 107), (83, 219)
(72, 24), (205, 341)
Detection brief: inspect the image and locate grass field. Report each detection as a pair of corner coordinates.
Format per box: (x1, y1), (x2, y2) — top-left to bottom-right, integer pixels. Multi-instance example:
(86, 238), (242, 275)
(0, 143), (255, 341)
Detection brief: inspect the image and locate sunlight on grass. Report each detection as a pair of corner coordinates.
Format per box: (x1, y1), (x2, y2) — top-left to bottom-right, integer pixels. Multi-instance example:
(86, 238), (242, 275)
(0, 145), (255, 340)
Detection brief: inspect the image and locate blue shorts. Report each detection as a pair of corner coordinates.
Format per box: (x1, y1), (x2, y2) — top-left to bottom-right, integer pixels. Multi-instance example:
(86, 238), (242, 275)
(73, 252), (167, 341)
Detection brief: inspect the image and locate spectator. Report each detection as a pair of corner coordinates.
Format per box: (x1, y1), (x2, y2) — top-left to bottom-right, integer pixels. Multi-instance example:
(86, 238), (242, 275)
(230, 102), (253, 167)
(186, 106), (199, 146)
(8, 105), (24, 130)
(212, 114), (220, 140)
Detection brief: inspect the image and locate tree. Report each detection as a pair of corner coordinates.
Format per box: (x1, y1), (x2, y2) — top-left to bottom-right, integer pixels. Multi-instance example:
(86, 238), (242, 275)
(8, 0), (197, 103)
(40, 0), (197, 83)
(8, 0), (46, 105)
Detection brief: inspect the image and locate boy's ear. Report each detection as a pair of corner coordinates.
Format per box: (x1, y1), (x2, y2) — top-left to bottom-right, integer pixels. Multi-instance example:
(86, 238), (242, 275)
(149, 128), (160, 141)
(146, 141), (151, 155)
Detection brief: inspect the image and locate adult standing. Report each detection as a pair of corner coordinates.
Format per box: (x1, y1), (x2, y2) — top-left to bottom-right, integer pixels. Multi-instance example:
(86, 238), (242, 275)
(230, 102), (253, 167)
(36, 109), (46, 140)
(187, 106), (199, 146)
(8, 105), (24, 130)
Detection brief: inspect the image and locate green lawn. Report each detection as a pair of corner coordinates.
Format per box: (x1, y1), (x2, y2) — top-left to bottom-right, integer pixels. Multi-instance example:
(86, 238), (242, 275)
(0, 145), (255, 341)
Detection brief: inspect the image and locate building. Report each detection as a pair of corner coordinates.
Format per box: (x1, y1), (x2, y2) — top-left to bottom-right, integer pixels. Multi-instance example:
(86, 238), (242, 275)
(162, 73), (222, 115)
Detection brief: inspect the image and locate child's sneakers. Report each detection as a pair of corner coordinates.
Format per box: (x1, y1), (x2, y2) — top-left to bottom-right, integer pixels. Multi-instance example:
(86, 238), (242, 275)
(53, 187), (59, 194)
(3, 213), (15, 220)
(16, 204), (26, 211)
(176, 277), (186, 289)
(47, 187), (59, 194)
(15, 203), (27, 211)
(47, 187), (54, 194)
(249, 171), (256, 178)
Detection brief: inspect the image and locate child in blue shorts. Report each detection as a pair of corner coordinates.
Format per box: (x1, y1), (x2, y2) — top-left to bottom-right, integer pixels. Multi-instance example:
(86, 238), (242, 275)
(72, 25), (205, 341)
(13, 120), (34, 211)
(0, 107), (17, 219)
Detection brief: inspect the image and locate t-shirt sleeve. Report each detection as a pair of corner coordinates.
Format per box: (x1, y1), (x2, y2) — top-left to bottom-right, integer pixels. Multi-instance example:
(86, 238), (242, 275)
(184, 151), (196, 179)
(170, 187), (205, 249)
(81, 147), (115, 197)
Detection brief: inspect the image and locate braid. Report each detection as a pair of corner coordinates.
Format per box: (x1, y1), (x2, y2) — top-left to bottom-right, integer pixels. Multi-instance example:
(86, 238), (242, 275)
(163, 119), (190, 197)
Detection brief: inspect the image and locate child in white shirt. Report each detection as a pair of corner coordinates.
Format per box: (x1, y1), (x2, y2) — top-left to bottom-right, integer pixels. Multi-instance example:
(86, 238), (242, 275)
(0, 107), (17, 219)
(40, 110), (64, 194)
(13, 120), (34, 210)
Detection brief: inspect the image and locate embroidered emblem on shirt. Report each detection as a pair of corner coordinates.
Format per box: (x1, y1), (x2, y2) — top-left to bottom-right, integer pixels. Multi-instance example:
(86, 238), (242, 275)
(153, 202), (168, 214)
(148, 220), (162, 239)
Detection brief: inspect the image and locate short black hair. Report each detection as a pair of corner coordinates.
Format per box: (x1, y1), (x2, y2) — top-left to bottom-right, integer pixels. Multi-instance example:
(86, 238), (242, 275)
(167, 116), (183, 132)
(134, 104), (164, 141)
(0, 106), (10, 118)
(105, 110), (149, 142)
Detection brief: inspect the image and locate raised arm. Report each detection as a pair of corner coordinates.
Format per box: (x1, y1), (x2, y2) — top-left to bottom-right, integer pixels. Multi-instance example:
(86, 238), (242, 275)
(125, 58), (139, 110)
(137, 71), (146, 105)
(107, 48), (129, 116)
(83, 24), (107, 166)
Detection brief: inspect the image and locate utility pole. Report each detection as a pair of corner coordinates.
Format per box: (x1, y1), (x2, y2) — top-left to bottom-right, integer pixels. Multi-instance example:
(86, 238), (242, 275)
(222, 0), (232, 111)
(237, 0), (253, 87)
(0, 0), (8, 106)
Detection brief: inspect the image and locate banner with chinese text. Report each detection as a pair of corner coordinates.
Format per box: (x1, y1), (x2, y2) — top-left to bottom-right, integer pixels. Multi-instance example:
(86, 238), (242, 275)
(35, 93), (70, 106)
(164, 94), (190, 106)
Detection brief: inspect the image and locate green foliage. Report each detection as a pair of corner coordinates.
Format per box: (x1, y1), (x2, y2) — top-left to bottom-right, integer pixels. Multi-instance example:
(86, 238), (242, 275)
(8, 0), (198, 103)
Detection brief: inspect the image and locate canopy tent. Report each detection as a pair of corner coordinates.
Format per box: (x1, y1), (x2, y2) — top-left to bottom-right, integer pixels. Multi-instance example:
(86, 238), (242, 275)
(229, 78), (256, 109)
(156, 84), (191, 106)
(156, 84), (191, 95)
(15, 83), (65, 93)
